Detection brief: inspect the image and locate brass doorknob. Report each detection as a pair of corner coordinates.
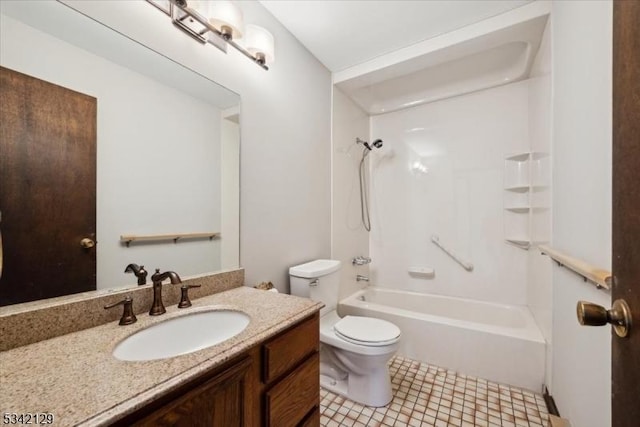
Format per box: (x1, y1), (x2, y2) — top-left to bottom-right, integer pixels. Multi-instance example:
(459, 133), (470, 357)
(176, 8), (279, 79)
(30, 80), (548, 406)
(577, 299), (632, 338)
(80, 238), (95, 249)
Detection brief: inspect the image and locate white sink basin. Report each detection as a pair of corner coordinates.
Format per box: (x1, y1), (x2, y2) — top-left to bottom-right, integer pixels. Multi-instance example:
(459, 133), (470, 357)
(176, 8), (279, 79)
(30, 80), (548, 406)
(113, 309), (250, 361)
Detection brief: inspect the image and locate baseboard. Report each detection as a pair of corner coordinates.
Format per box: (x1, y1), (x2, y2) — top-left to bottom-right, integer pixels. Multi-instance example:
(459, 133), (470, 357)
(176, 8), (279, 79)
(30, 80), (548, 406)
(542, 387), (571, 427)
(543, 386), (560, 416)
(548, 414), (572, 427)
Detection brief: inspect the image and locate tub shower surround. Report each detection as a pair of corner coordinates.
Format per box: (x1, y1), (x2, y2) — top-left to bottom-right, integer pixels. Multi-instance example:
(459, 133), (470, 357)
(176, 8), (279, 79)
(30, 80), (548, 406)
(340, 288), (545, 391)
(369, 81), (531, 305)
(351, 81), (548, 395)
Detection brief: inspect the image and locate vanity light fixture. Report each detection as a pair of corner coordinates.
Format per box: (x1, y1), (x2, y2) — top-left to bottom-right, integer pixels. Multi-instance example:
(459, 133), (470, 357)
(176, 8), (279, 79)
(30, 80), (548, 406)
(243, 24), (275, 66)
(147, 0), (275, 70)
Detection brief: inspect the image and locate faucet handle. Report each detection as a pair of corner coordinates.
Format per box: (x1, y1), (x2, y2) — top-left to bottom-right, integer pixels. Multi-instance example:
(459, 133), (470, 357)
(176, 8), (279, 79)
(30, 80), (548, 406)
(352, 256), (372, 266)
(178, 284), (201, 308)
(104, 296), (137, 325)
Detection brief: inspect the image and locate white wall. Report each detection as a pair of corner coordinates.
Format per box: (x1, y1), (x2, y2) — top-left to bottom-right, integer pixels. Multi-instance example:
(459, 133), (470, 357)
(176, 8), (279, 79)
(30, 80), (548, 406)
(369, 82), (530, 305)
(1, 14), (225, 289)
(331, 88), (370, 301)
(550, 1), (612, 426)
(221, 115), (240, 270)
(60, 0), (332, 292)
(526, 18), (554, 389)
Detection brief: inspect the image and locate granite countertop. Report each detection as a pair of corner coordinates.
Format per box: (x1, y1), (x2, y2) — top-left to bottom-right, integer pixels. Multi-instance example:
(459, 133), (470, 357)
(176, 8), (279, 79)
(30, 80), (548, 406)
(0, 287), (322, 426)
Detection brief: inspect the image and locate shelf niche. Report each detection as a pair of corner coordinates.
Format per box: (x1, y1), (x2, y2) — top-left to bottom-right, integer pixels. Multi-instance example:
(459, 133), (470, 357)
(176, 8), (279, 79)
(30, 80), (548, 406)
(503, 151), (550, 249)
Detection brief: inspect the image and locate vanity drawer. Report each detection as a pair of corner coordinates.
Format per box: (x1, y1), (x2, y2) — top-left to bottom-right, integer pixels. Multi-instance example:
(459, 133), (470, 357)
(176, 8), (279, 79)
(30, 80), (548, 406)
(265, 352), (320, 427)
(262, 312), (319, 383)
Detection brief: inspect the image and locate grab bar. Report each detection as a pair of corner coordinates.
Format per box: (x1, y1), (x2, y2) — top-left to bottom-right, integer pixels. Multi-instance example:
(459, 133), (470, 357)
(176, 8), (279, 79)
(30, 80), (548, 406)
(538, 245), (611, 291)
(431, 235), (474, 272)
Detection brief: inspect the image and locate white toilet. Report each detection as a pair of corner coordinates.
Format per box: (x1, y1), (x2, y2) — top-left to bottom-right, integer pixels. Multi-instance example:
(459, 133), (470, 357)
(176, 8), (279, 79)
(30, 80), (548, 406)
(289, 259), (400, 407)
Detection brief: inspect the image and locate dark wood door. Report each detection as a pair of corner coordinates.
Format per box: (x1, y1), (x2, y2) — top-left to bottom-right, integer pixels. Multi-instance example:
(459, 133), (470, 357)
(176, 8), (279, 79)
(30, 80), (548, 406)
(0, 66), (96, 306)
(612, 1), (640, 426)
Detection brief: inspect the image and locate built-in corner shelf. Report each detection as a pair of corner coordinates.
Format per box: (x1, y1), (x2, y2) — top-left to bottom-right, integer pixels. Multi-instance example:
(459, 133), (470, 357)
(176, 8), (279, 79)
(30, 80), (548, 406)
(506, 239), (531, 250)
(505, 185), (529, 193)
(505, 152), (530, 162)
(505, 206), (531, 213)
(503, 151), (550, 249)
(120, 232), (220, 247)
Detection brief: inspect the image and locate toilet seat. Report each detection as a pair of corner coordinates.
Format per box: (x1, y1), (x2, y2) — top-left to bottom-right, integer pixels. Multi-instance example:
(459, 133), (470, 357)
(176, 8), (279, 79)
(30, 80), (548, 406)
(333, 315), (401, 347)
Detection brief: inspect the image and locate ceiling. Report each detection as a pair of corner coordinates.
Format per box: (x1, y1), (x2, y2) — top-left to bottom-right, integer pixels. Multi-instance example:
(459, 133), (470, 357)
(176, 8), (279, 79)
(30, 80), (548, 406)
(259, 0), (532, 72)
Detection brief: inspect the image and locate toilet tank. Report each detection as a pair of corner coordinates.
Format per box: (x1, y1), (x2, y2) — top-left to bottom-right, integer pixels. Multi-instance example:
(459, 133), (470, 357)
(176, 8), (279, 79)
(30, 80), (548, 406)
(289, 259), (341, 315)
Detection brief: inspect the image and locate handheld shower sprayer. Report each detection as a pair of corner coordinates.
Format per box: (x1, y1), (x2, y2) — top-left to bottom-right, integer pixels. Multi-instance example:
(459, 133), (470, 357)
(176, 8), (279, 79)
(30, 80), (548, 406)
(355, 137), (384, 232)
(356, 137), (371, 150)
(356, 137), (383, 151)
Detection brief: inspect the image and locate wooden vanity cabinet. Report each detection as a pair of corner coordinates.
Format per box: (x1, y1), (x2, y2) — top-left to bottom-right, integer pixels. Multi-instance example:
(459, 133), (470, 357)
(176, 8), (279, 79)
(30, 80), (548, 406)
(130, 356), (253, 427)
(117, 311), (320, 427)
(262, 312), (320, 427)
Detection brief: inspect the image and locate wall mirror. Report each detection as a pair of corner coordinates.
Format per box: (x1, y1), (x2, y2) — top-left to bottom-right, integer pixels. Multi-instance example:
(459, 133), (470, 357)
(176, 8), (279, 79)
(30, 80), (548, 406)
(0, 1), (240, 306)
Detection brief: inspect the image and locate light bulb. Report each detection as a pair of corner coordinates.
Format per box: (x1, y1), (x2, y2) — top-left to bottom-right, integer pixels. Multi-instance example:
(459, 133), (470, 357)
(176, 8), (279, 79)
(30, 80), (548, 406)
(244, 24), (275, 65)
(208, 1), (244, 40)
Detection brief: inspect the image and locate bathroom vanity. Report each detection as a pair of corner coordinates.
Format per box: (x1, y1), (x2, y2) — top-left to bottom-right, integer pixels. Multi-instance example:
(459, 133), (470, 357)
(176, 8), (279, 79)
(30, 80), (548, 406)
(118, 312), (320, 426)
(0, 283), (322, 426)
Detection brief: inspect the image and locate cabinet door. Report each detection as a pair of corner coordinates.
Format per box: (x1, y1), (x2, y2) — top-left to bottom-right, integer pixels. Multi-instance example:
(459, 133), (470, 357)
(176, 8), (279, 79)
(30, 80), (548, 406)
(133, 357), (252, 427)
(265, 353), (319, 427)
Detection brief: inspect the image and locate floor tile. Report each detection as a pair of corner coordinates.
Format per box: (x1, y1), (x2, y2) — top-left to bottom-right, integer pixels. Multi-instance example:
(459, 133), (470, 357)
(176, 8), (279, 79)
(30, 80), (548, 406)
(319, 355), (549, 427)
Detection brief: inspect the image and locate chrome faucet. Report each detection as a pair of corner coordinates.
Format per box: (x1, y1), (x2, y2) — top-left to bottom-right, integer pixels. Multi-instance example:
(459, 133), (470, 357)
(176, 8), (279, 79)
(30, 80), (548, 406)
(356, 275), (369, 282)
(124, 263), (148, 285)
(149, 269), (182, 315)
(352, 256), (372, 266)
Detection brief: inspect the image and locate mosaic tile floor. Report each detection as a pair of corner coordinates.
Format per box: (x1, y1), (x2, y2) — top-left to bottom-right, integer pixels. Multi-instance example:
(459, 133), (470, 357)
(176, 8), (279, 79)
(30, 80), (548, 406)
(320, 355), (550, 427)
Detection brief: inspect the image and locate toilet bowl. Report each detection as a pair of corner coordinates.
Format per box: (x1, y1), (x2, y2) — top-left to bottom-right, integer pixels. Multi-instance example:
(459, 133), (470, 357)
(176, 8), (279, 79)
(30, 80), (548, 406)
(289, 259), (401, 407)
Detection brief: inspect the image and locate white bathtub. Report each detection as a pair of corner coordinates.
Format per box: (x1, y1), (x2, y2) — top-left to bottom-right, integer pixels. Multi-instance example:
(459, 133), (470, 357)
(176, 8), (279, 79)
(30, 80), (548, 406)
(340, 287), (546, 391)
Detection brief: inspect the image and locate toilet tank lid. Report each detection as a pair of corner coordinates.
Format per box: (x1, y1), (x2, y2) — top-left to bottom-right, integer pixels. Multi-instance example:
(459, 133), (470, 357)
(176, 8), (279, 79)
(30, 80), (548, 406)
(289, 259), (341, 278)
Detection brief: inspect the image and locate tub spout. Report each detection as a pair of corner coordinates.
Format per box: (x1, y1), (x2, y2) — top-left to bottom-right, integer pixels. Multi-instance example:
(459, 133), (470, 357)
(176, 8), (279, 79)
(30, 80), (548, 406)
(356, 275), (369, 282)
